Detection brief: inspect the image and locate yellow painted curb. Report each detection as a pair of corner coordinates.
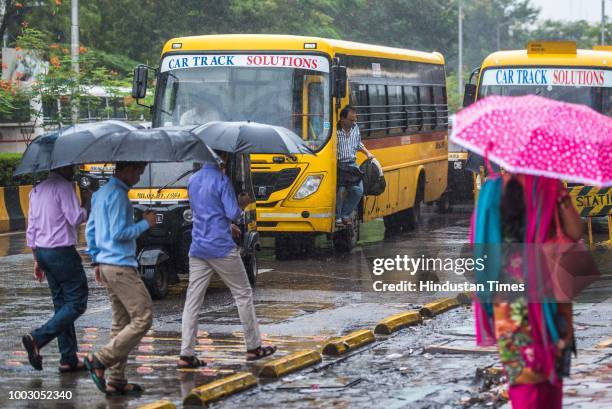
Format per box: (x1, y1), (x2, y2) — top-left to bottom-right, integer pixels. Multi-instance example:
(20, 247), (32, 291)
(183, 372), (257, 406)
(419, 297), (460, 318)
(374, 311), (423, 335)
(259, 350), (322, 378)
(456, 292), (473, 305)
(322, 329), (376, 355)
(137, 401), (176, 409)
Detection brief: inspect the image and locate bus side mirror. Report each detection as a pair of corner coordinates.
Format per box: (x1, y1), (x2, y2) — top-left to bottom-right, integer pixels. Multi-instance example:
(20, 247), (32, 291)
(132, 65), (149, 99)
(332, 65), (347, 99)
(463, 84), (477, 107)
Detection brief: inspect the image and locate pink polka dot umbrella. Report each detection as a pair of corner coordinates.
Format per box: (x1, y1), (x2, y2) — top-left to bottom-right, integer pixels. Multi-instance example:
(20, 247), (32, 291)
(450, 95), (612, 187)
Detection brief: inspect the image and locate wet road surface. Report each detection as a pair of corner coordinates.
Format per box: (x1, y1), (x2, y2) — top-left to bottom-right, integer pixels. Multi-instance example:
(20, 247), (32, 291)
(0, 205), (610, 408)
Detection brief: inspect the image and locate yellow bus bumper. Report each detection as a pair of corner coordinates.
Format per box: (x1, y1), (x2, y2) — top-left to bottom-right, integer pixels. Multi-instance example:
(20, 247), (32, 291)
(256, 206), (333, 233)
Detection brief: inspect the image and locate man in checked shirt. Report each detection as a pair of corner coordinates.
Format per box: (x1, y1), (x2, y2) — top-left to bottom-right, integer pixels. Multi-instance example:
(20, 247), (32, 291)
(336, 105), (373, 227)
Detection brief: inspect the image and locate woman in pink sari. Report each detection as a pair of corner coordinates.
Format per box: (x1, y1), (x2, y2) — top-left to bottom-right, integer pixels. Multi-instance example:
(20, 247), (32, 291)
(471, 173), (583, 409)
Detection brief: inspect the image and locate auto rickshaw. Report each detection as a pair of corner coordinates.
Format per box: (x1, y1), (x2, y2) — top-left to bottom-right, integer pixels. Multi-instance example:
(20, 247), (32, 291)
(80, 153), (259, 299)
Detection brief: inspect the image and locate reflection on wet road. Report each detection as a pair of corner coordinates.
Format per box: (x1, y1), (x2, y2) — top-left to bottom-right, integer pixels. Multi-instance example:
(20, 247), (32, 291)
(0, 205), (610, 408)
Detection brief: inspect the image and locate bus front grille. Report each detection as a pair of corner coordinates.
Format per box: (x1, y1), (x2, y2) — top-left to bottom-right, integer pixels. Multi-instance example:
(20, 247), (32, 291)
(252, 168), (300, 201)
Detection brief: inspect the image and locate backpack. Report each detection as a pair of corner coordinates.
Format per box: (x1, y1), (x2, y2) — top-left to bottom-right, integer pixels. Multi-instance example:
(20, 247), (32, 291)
(359, 158), (386, 196)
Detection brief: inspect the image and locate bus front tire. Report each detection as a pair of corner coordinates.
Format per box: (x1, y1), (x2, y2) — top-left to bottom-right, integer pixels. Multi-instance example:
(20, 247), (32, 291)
(332, 218), (359, 253)
(274, 234), (314, 260)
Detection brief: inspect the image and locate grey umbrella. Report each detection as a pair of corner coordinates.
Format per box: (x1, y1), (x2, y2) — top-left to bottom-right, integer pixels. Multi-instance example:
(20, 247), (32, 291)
(191, 121), (314, 155)
(14, 120), (138, 176)
(73, 128), (218, 165)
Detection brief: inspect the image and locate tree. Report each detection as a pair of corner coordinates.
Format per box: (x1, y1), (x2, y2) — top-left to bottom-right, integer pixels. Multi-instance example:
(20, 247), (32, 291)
(529, 19), (612, 49)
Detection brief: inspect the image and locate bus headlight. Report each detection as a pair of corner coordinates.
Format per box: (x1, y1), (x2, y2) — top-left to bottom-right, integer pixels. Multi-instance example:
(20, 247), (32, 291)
(183, 209), (193, 222)
(294, 175), (323, 199)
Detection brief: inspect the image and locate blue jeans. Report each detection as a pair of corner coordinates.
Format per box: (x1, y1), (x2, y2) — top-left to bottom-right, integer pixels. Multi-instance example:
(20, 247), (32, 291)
(31, 246), (88, 366)
(336, 180), (363, 219)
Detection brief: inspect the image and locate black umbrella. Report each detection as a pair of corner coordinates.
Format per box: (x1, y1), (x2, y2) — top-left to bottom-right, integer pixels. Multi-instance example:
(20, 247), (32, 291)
(74, 128), (218, 165)
(14, 121), (138, 176)
(191, 121), (314, 155)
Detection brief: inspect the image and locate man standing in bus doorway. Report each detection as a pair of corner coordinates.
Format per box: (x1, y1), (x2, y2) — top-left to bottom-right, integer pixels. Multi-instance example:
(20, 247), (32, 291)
(177, 151), (276, 368)
(336, 105), (373, 227)
(22, 166), (90, 373)
(84, 162), (156, 396)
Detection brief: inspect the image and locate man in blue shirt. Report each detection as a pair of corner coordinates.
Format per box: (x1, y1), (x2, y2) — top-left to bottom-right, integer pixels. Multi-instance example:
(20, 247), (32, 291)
(177, 154), (276, 368)
(84, 161), (156, 395)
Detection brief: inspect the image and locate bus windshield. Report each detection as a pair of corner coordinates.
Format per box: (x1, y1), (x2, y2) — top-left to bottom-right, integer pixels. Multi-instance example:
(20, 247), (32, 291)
(154, 54), (332, 150)
(478, 67), (611, 116)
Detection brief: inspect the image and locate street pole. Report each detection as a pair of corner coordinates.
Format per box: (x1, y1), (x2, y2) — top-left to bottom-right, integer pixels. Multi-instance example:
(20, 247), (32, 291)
(458, 0), (463, 95)
(602, 0), (606, 45)
(71, 0), (79, 124)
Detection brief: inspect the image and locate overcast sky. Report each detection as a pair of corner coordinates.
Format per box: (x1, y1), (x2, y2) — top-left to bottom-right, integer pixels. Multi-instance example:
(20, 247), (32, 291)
(531, 0), (609, 22)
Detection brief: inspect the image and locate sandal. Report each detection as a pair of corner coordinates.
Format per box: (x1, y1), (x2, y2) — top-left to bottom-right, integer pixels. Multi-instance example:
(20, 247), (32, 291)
(106, 381), (144, 396)
(83, 354), (106, 394)
(177, 355), (207, 369)
(246, 345), (277, 361)
(59, 361), (87, 373)
(22, 334), (43, 371)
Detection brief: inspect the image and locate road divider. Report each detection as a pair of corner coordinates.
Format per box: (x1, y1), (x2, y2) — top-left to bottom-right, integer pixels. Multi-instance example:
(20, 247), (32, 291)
(259, 350), (322, 378)
(419, 297), (460, 317)
(137, 401), (176, 409)
(374, 311), (422, 335)
(322, 329), (376, 355)
(0, 185), (31, 233)
(183, 372), (258, 406)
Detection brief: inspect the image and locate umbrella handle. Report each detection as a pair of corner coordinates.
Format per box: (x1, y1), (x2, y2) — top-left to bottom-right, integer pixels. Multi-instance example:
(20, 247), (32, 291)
(484, 143), (499, 178)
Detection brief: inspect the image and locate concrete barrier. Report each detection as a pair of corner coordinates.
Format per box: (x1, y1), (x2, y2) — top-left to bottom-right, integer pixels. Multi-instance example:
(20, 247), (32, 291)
(0, 185), (32, 233)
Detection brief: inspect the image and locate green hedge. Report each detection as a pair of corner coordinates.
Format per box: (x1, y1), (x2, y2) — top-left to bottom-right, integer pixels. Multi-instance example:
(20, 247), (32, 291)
(0, 153), (44, 187)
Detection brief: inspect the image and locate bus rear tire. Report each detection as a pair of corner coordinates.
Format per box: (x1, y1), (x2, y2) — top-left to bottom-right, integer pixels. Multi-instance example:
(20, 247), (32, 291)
(402, 179), (424, 231)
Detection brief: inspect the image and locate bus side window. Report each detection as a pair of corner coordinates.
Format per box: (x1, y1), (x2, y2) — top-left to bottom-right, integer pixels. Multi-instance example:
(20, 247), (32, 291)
(350, 83), (369, 138)
(387, 85), (403, 135)
(368, 84), (387, 138)
(403, 86), (420, 132)
(433, 86), (448, 130)
(419, 86), (434, 131)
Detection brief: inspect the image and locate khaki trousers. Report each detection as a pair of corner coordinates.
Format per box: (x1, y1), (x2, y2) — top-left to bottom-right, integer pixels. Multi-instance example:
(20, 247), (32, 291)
(181, 248), (261, 356)
(96, 264), (153, 383)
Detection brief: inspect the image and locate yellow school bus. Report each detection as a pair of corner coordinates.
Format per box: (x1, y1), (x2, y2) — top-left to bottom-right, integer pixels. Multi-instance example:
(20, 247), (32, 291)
(464, 41), (611, 114)
(463, 41), (611, 202)
(144, 34), (449, 257)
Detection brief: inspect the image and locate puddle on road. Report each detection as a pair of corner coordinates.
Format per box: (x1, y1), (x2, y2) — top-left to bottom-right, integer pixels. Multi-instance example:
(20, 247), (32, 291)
(0, 327), (328, 408)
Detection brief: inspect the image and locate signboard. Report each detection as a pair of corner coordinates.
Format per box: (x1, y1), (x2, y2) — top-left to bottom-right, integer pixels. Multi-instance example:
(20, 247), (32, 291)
(569, 186), (612, 217)
(160, 54), (330, 73)
(481, 68), (612, 88)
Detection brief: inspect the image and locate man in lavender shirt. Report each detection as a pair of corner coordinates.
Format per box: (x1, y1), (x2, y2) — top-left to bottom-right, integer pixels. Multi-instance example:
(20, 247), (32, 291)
(22, 166), (89, 372)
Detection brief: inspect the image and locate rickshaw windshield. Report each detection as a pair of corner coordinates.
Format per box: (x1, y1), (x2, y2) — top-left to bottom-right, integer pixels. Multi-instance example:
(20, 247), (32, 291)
(134, 162), (195, 188)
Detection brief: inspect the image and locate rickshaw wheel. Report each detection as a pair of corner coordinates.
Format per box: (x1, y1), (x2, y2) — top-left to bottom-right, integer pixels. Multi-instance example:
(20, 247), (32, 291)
(144, 263), (169, 299)
(242, 255), (257, 288)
